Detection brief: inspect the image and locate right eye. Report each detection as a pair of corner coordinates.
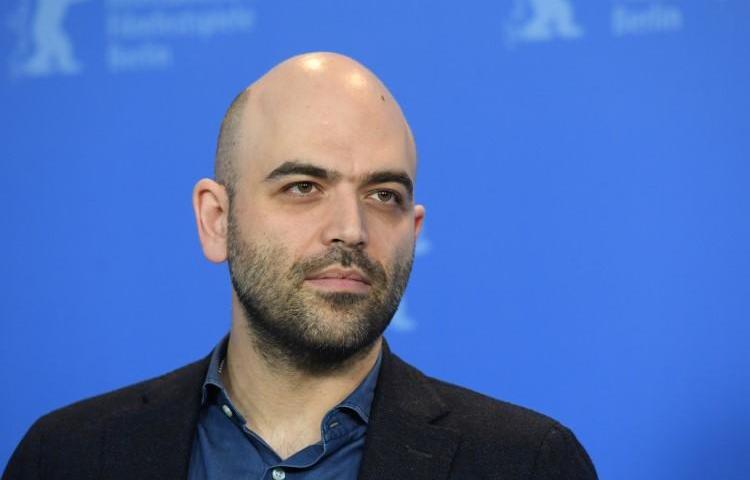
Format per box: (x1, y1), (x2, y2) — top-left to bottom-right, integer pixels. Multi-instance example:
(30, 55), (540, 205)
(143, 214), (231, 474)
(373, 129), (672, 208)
(284, 182), (318, 196)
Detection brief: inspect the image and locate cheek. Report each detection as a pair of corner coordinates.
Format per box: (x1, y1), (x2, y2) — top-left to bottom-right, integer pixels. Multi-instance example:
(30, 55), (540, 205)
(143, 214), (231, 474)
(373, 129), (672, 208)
(248, 206), (323, 259)
(368, 210), (415, 244)
(369, 227), (415, 272)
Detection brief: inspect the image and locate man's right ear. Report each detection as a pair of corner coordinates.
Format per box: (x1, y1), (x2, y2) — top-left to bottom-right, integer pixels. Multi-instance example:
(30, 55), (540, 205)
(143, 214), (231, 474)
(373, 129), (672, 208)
(192, 178), (229, 263)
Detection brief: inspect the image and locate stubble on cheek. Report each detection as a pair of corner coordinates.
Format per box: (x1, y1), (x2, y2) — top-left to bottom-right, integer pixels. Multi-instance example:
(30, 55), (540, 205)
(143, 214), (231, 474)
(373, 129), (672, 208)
(226, 207), (416, 371)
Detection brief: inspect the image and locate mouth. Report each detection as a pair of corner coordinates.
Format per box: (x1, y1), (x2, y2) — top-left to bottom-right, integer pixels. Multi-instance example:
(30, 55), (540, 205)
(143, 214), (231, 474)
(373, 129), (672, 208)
(304, 267), (372, 294)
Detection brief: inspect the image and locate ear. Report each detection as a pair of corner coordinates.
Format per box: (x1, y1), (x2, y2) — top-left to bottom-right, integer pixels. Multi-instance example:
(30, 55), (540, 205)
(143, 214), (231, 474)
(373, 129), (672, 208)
(193, 178), (230, 263)
(413, 204), (426, 237)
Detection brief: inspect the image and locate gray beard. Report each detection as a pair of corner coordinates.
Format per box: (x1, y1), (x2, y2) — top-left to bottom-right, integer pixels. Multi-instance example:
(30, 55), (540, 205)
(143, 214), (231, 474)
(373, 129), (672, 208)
(226, 212), (413, 375)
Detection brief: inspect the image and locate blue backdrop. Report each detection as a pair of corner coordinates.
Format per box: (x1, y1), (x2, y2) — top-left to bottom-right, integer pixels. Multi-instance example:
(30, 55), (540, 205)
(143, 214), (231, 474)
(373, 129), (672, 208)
(2, 1), (749, 478)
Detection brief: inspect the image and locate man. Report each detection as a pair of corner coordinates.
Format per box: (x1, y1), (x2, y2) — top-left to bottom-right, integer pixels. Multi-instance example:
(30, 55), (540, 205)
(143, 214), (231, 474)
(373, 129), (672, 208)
(3, 52), (597, 480)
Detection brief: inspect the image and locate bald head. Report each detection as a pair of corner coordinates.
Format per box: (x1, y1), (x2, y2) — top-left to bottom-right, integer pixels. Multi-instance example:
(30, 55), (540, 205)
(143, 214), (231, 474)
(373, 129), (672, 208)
(214, 52), (416, 197)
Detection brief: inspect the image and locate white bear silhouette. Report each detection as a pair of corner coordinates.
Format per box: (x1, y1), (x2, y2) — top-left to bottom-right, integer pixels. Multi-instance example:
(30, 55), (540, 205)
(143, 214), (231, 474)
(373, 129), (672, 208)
(20, 0), (88, 76)
(514, 0), (583, 42)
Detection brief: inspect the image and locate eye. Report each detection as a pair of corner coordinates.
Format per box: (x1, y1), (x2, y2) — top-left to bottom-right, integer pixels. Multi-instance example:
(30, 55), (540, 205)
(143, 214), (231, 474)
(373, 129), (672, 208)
(369, 190), (403, 205)
(285, 182), (318, 196)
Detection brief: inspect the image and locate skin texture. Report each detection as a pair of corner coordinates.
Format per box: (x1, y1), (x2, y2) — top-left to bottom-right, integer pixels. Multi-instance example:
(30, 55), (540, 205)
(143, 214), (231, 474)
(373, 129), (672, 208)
(192, 52), (425, 459)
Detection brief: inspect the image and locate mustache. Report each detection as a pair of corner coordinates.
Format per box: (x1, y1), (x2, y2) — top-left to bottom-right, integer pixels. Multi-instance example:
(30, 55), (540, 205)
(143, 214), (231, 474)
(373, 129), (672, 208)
(291, 247), (386, 284)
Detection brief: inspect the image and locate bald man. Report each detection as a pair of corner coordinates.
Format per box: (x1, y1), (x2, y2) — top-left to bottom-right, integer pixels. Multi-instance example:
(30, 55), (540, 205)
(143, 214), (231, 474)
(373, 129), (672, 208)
(3, 53), (597, 480)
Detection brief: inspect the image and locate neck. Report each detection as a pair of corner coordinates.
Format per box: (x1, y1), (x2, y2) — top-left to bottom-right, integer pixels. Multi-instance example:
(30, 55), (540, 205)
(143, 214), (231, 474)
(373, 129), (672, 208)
(222, 306), (382, 459)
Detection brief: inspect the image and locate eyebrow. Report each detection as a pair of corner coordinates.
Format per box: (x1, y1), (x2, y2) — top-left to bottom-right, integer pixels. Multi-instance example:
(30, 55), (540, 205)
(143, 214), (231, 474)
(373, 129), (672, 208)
(363, 171), (413, 197)
(265, 161), (339, 181)
(265, 160), (414, 198)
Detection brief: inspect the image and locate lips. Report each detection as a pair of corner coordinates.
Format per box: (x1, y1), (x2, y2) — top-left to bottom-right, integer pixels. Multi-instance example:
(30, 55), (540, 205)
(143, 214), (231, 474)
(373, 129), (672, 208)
(306, 267), (370, 283)
(304, 267), (372, 293)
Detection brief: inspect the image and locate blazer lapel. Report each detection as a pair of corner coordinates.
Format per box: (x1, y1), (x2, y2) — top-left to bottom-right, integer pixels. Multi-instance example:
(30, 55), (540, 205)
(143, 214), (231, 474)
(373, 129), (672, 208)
(94, 343), (459, 480)
(101, 357), (210, 480)
(358, 343), (459, 480)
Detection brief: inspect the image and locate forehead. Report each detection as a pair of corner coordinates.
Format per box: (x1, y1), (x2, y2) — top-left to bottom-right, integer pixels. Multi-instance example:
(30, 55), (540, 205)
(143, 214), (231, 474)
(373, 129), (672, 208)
(237, 74), (417, 181)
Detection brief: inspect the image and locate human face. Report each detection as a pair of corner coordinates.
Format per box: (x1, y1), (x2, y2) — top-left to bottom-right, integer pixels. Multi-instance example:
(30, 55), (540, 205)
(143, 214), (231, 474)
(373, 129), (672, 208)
(225, 67), (424, 372)
(227, 206), (413, 373)
(226, 159), (419, 372)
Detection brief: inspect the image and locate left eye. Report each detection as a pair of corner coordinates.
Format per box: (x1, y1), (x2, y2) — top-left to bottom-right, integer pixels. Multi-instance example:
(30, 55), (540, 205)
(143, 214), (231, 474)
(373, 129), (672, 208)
(371, 190), (401, 204)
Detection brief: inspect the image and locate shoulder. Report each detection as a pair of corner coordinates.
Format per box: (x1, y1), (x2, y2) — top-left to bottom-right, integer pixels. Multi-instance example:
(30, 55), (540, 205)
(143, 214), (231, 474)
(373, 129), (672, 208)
(32, 357), (208, 434)
(383, 350), (563, 438)
(427, 374), (559, 436)
(380, 351), (598, 478)
(3, 357), (208, 479)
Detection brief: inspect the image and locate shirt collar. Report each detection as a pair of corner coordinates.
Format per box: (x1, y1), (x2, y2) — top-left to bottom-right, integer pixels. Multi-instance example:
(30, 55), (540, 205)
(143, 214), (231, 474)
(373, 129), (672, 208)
(337, 348), (381, 424)
(200, 335), (229, 405)
(200, 335), (382, 424)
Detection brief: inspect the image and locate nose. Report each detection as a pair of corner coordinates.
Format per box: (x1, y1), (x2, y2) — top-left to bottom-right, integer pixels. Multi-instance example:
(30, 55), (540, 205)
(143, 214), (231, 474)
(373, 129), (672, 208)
(321, 194), (368, 248)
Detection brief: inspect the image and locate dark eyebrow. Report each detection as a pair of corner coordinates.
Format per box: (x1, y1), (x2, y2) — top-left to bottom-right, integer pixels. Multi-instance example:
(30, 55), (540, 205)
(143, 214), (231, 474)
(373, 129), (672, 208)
(265, 160), (414, 198)
(364, 171), (414, 198)
(265, 161), (340, 181)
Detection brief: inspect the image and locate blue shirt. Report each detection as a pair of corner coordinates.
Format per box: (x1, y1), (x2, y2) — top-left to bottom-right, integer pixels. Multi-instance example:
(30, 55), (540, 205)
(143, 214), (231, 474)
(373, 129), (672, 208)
(188, 338), (382, 480)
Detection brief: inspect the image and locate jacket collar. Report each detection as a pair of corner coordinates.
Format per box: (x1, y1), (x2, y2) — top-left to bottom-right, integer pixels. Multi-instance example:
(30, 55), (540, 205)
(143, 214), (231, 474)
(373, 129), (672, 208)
(357, 341), (459, 480)
(98, 339), (458, 480)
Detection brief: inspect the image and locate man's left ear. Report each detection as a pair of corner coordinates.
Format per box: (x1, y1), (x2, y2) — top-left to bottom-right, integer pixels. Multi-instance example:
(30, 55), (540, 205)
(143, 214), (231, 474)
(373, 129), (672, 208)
(414, 204), (426, 237)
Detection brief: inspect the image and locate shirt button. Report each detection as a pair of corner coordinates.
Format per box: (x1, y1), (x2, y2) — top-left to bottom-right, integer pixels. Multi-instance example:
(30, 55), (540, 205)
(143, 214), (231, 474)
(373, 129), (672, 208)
(271, 468), (286, 480)
(221, 404), (233, 418)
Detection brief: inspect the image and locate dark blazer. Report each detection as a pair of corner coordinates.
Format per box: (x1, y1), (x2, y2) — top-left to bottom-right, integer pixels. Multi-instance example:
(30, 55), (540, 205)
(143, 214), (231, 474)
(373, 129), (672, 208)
(3, 344), (597, 479)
